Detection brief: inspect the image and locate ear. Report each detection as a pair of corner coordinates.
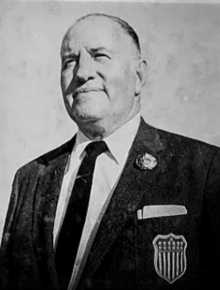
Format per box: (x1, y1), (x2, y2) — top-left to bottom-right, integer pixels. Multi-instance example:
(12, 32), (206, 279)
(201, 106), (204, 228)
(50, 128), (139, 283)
(135, 59), (147, 96)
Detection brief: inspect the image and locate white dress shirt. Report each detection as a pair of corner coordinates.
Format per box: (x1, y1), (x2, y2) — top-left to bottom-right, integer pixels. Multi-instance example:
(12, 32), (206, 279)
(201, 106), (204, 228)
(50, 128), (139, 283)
(53, 113), (141, 290)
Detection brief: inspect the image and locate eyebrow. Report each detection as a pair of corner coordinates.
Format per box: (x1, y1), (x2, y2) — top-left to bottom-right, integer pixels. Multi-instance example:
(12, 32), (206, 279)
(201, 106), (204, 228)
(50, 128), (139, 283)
(62, 53), (77, 61)
(90, 47), (111, 52)
(62, 47), (112, 60)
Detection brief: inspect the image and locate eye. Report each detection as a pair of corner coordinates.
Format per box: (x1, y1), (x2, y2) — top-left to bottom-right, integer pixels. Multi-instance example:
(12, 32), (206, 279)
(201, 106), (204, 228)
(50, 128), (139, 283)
(62, 58), (77, 70)
(94, 53), (110, 60)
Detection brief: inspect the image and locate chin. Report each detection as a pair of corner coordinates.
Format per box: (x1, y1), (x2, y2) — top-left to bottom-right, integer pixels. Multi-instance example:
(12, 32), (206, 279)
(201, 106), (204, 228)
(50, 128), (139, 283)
(70, 110), (102, 124)
(69, 103), (106, 121)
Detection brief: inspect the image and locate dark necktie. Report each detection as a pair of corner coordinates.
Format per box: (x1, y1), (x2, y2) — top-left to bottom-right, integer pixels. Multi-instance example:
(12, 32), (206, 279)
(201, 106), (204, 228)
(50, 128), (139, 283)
(55, 141), (108, 289)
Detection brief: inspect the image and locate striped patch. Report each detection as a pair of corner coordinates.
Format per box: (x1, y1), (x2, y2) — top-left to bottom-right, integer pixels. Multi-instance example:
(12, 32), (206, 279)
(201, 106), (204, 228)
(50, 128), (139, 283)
(153, 233), (187, 283)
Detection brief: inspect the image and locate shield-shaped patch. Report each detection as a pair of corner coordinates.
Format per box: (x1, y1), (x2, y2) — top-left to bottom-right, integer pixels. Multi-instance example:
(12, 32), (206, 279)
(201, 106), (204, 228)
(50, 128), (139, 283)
(153, 233), (187, 284)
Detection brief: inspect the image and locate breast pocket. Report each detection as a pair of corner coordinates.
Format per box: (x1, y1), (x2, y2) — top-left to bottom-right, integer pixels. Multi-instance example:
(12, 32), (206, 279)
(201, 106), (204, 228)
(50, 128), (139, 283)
(135, 210), (191, 287)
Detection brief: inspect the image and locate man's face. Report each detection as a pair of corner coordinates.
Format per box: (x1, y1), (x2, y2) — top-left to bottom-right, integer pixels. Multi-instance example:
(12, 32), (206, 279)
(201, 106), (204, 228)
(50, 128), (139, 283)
(61, 17), (141, 131)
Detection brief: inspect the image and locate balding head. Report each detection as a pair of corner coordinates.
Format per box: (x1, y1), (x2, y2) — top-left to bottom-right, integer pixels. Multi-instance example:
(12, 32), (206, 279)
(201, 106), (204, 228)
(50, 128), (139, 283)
(61, 13), (141, 60)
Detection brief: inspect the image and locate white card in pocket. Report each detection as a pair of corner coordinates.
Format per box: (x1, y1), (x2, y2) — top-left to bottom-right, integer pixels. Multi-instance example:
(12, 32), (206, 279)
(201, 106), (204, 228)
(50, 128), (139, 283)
(137, 205), (187, 220)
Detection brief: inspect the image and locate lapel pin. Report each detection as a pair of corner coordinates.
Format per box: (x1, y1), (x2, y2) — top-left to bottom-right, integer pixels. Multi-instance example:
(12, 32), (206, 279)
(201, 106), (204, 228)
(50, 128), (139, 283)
(135, 153), (157, 170)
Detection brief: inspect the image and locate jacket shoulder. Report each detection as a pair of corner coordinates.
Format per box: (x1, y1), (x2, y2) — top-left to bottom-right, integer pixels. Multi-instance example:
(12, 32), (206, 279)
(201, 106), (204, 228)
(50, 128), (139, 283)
(139, 119), (219, 166)
(140, 124), (220, 182)
(155, 126), (220, 161)
(140, 118), (219, 154)
(16, 136), (75, 177)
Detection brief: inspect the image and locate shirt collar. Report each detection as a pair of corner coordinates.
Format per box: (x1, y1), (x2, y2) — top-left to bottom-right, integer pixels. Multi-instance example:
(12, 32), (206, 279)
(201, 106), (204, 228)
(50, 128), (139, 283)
(103, 113), (140, 164)
(73, 113), (141, 164)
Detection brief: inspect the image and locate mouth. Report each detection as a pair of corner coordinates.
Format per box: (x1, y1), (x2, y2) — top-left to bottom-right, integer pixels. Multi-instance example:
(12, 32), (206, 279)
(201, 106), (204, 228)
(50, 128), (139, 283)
(73, 87), (103, 98)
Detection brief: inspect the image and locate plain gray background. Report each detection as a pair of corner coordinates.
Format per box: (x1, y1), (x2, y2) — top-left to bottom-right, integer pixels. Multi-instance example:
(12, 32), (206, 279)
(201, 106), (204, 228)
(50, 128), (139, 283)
(1, 0), (220, 240)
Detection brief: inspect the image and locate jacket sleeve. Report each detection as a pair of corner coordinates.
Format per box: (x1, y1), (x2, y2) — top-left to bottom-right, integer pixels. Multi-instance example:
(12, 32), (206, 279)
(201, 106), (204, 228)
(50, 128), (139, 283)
(199, 147), (220, 288)
(0, 170), (21, 289)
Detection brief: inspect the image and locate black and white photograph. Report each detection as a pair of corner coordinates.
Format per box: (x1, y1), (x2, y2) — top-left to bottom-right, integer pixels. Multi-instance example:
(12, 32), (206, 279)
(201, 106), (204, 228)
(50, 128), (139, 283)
(0, 0), (220, 289)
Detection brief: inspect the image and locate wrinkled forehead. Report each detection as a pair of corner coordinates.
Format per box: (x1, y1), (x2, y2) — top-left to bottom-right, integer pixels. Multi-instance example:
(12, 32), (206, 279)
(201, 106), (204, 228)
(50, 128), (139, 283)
(61, 17), (134, 57)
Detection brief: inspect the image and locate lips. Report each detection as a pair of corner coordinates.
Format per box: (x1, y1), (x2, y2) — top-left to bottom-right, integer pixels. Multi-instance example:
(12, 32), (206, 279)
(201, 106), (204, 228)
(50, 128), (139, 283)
(73, 87), (103, 97)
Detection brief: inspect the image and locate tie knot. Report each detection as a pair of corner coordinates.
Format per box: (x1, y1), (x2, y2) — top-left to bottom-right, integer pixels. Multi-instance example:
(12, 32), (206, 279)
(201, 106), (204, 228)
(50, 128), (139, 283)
(85, 141), (108, 156)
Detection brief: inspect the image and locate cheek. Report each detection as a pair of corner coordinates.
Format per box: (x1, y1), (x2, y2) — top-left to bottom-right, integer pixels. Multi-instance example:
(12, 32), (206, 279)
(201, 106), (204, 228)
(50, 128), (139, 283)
(61, 71), (73, 92)
(64, 94), (73, 106)
(105, 67), (135, 100)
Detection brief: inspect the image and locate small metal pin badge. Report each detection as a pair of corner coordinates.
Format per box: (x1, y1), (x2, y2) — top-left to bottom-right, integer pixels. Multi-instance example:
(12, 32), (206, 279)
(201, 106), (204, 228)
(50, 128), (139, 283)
(136, 153), (157, 170)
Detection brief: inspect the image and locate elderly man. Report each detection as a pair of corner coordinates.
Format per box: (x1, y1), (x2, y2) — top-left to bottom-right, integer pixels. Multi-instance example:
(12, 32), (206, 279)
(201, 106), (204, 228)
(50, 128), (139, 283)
(0, 13), (220, 290)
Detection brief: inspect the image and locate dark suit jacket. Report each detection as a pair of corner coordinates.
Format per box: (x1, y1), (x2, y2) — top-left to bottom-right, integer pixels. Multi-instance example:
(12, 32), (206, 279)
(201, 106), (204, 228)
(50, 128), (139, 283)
(1, 118), (220, 290)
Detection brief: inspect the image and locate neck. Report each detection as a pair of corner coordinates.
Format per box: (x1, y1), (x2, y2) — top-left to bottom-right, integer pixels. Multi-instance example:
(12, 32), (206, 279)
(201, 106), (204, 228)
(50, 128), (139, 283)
(78, 124), (105, 141)
(77, 111), (140, 141)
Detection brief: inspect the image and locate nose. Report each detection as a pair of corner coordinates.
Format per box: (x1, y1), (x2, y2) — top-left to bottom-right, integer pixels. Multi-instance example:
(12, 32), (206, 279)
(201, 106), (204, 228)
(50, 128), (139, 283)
(75, 50), (95, 83)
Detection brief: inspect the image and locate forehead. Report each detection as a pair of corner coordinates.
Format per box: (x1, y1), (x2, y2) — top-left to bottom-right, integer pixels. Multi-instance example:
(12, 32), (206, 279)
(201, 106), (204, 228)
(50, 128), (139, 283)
(61, 17), (132, 56)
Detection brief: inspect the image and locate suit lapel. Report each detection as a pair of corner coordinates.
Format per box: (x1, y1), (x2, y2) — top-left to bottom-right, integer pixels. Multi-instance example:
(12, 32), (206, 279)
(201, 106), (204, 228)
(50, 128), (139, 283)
(32, 137), (76, 286)
(82, 118), (166, 279)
